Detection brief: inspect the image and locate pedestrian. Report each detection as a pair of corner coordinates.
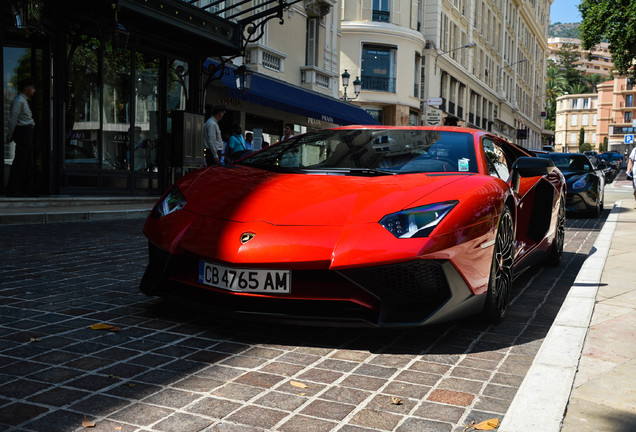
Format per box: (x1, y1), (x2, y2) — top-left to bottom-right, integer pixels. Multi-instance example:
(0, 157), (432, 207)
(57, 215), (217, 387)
(203, 105), (225, 166)
(245, 132), (253, 150)
(444, 115), (458, 126)
(626, 146), (636, 204)
(5, 78), (37, 197)
(226, 123), (250, 163)
(282, 123), (295, 141)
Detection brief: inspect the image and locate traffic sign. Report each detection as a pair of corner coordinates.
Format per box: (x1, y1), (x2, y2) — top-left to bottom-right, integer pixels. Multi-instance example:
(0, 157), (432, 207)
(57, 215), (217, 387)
(427, 97), (443, 106)
(625, 135), (634, 144)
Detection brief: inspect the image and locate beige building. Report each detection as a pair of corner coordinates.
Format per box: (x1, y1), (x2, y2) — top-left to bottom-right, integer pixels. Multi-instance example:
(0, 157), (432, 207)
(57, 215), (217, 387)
(554, 94), (598, 152)
(554, 76), (635, 155)
(339, 0), (551, 148)
(548, 37), (613, 77)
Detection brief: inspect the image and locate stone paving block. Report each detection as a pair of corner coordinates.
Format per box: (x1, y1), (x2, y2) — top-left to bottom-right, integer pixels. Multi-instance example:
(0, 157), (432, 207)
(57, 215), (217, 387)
(340, 374), (386, 391)
(0, 402), (49, 427)
(185, 396), (242, 418)
(396, 417), (453, 432)
(295, 367), (343, 384)
(108, 402), (174, 426)
(152, 412), (213, 432)
(411, 401), (465, 422)
(427, 389), (474, 406)
(253, 390), (308, 411)
(226, 405), (288, 429)
(278, 414), (337, 432)
(350, 408), (403, 430)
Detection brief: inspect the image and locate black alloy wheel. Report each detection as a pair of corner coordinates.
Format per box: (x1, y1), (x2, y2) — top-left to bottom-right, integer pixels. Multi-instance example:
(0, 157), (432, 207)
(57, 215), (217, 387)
(546, 199), (565, 266)
(482, 206), (515, 324)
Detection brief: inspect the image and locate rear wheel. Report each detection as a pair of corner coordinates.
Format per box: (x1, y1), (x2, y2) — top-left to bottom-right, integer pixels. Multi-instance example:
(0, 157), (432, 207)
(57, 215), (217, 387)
(546, 199), (565, 266)
(482, 206), (514, 324)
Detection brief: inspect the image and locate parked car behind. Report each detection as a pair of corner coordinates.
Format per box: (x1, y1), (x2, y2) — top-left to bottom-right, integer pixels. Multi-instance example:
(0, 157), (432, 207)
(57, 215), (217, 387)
(545, 152), (605, 217)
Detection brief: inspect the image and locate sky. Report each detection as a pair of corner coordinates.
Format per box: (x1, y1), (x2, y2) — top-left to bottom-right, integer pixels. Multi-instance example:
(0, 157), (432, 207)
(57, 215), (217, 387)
(550, 0), (582, 24)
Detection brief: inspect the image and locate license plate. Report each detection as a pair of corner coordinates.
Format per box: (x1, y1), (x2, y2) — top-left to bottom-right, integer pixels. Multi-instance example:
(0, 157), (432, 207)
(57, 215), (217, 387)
(198, 261), (291, 294)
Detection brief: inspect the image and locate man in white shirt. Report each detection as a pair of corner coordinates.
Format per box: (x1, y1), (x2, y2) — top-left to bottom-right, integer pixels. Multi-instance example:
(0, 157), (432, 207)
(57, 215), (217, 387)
(203, 105), (225, 166)
(627, 146), (636, 204)
(5, 78), (36, 197)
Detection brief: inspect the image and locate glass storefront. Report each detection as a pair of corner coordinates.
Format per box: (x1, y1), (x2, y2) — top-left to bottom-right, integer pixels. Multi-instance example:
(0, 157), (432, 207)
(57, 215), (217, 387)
(62, 30), (190, 193)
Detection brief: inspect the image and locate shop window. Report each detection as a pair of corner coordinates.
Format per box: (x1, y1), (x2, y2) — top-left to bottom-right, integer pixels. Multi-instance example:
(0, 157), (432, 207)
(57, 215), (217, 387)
(65, 35), (101, 169)
(361, 45), (396, 93)
(134, 53), (160, 172)
(102, 43), (132, 170)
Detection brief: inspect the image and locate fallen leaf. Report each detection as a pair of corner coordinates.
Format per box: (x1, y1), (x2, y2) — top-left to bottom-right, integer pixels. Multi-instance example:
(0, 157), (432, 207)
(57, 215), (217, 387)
(127, 383), (135, 388)
(462, 421), (476, 432)
(89, 323), (121, 332)
(474, 417), (499, 430)
(114, 427), (122, 431)
(107, 374), (120, 380)
(90, 323), (114, 330)
(290, 380), (308, 388)
(391, 396), (403, 405)
(30, 337), (40, 343)
(82, 415), (95, 428)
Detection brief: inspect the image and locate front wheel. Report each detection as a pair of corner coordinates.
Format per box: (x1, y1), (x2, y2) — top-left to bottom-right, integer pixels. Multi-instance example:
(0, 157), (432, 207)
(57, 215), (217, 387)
(482, 206), (515, 324)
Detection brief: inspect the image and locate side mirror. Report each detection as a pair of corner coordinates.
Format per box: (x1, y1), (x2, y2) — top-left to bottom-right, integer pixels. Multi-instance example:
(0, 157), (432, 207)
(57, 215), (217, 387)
(510, 157), (556, 193)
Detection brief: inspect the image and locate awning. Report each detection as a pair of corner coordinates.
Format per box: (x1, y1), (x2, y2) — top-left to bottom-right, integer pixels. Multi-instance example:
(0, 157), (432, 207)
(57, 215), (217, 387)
(208, 60), (380, 126)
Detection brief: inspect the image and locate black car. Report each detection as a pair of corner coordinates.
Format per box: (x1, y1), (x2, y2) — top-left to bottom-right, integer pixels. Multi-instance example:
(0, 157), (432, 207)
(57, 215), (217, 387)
(546, 152), (605, 217)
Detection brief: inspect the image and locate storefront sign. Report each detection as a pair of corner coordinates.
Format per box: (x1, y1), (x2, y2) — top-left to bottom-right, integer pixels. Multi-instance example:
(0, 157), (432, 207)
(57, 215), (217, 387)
(426, 108), (442, 126)
(218, 96), (241, 109)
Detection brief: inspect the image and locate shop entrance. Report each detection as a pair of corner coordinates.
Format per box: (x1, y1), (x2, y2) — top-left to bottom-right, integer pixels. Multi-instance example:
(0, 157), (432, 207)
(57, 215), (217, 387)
(2, 44), (47, 196)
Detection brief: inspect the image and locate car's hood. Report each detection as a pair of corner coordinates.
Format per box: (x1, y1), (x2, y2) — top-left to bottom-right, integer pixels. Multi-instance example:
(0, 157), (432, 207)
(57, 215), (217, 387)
(180, 165), (473, 225)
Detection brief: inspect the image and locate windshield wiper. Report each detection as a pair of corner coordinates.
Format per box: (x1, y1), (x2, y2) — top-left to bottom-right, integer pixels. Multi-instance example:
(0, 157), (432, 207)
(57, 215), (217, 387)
(302, 167), (397, 176)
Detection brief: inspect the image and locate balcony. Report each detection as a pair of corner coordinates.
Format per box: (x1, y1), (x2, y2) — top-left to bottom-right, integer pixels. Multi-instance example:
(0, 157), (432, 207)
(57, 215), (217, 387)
(373, 10), (390, 23)
(246, 44), (286, 73)
(300, 66), (333, 93)
(361, 75), (396, 93)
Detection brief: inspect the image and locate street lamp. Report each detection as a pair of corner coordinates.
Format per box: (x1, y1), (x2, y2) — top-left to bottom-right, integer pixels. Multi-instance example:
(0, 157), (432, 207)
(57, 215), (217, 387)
(235, 64), (253, 93)
(341, 69), (361, 101)
(434, 42), (476, 74)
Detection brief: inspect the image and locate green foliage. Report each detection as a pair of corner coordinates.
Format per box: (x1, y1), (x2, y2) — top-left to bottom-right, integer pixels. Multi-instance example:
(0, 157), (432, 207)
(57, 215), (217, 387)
(600, 137), (608, 152)
(580, 0), (636, 79)
(579, 128), (586, 147)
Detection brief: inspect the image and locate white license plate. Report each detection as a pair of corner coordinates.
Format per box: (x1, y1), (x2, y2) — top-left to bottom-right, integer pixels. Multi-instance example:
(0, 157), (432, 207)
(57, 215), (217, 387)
(198, 261), (291, 294)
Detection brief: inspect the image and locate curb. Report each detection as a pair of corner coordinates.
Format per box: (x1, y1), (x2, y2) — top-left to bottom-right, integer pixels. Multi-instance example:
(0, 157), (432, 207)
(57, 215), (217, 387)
(0, 209), (151, 225)
(498, 201), (621, 432)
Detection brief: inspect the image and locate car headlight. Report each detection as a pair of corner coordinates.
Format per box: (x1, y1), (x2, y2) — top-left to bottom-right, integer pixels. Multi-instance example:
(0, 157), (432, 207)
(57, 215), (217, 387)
(380, 201), (458, 238)
(152, 186), (186, 218)
(572, 176), (588, 190)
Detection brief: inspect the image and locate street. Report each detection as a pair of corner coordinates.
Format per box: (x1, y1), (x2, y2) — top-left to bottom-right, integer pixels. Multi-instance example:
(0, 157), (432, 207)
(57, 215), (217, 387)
(0, 179), (631, 432)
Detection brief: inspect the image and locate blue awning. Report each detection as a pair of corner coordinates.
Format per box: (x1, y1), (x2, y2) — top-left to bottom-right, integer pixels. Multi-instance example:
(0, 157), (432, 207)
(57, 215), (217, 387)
(207, 60), (379, 126)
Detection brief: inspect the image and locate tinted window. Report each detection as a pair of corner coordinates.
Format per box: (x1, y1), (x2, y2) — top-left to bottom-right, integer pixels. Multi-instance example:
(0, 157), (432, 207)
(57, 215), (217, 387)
(482, 138), (511, 179)
(239, 129), (478, 175)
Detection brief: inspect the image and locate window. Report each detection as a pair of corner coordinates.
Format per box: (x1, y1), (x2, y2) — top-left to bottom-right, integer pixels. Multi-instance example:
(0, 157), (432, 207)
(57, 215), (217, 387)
(482, 138), (510, 179)
(571, 114), (577, 126)
(626, 94), (633, 108)
(625, 111), (633, 123)
(306, 18), (318, 66)
(361, 45), (396, 93)
(373, 0), (390, 22)
(582, 114), (588, 126)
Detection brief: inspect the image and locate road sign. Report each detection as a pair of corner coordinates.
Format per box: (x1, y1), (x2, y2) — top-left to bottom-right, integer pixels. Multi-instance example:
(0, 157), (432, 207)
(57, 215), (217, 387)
(625, 135), (634, 144)
(427, 97), (443, 106)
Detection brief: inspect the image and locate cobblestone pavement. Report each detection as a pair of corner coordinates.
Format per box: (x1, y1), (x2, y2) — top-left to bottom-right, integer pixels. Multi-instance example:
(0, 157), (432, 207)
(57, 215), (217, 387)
(0, 214), (605, 432)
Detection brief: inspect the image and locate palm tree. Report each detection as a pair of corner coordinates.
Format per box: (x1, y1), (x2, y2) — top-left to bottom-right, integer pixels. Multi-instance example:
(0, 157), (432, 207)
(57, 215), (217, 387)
(582, 73), (607, 93)
(545, 63), (568, 130)
(568, 83), (588, 94)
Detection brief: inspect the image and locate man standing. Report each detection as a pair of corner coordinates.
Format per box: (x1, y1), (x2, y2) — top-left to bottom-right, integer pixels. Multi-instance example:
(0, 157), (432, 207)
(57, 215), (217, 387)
(203, 105), (225, 166)
(5, 79), (36, 197)
(627, 146), (636, 204)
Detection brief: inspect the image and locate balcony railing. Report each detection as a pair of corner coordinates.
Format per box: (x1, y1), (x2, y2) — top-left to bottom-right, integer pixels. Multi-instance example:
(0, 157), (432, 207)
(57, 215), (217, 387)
(361, 75), (396, 93)
(372, 10), (390, 22)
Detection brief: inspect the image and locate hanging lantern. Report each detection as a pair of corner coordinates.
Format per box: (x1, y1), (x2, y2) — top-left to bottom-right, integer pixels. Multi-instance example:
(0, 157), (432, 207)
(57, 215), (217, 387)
(9, 0), (44, 35)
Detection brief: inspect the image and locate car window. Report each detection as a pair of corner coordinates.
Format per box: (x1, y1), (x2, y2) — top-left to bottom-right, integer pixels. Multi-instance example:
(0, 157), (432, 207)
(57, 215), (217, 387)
(482, 138), (511, 179)
(239, 129), (479, 175)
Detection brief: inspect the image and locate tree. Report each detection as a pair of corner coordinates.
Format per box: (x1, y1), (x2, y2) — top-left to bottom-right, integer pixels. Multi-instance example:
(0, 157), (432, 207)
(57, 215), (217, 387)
(580, 0), (636, 79)
(578, 127), (586, 149)
(556, 44), (584, 88)
(600, 137), (608, 152)
(568, 83), (588, 94)
(544, 61), (568, 130)
(580, 142), (592, 152)
(582, 73), (609, 93)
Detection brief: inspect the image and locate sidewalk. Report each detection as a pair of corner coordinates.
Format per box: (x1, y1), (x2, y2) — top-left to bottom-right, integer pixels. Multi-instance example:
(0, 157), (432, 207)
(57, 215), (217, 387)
(0, 196), (157, 225)
(500, 199), (636, 432)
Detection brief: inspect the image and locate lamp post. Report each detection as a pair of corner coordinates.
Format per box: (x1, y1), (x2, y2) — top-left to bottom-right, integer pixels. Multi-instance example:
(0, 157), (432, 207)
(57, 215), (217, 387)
(434, 42), (475, 74)
(341, 69), (361, 101)
(235, 64), (253, 93)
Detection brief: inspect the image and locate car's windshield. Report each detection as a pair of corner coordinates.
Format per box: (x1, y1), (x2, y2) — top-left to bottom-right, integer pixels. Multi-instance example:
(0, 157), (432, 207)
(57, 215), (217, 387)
(238, 129), (478, 175)
(548, 154), (593, 172)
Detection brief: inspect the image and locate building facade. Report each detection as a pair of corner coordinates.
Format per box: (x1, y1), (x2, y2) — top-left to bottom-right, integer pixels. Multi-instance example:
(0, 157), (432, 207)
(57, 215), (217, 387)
(548, 37), (613, 77)
(339, 0), (551, 149)
(554, 76), (636, 155)
(554, 93), (598, 152)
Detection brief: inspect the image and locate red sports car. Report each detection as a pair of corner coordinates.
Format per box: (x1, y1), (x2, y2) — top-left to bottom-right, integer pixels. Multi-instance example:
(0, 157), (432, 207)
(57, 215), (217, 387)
(140, 126), (565, 326)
